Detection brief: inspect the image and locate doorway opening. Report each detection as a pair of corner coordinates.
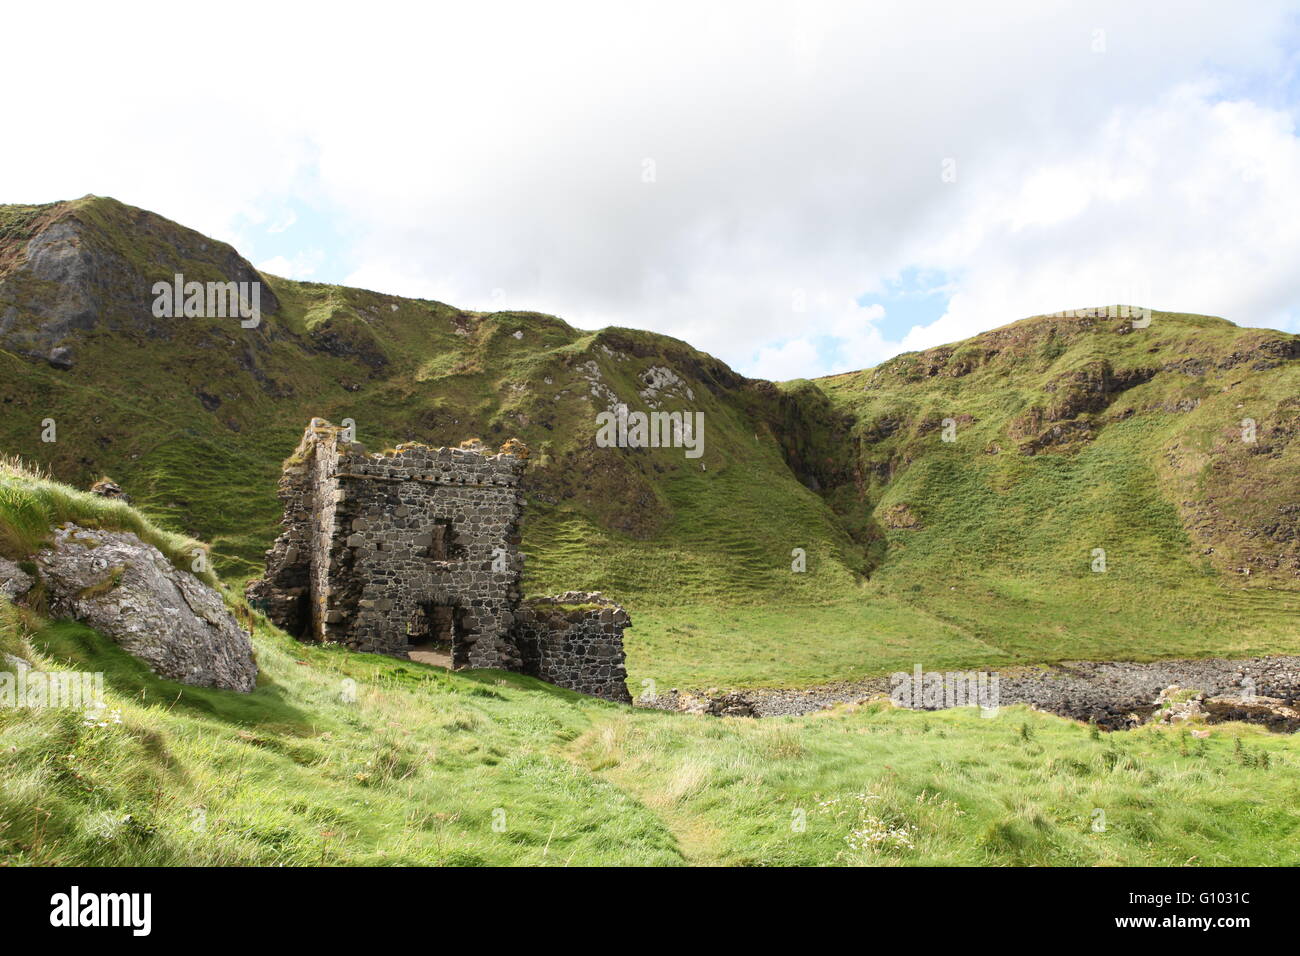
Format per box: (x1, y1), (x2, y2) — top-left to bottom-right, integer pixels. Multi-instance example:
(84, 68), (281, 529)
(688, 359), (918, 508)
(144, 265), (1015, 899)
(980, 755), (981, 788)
(406, 601), (466, 668)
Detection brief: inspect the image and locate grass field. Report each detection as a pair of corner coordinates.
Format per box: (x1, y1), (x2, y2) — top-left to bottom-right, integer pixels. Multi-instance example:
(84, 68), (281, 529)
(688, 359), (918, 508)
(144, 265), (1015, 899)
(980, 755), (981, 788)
(533, 403), (1300, 691)
(6, 306), (1300, 693)
(4, 463), (1294, 867)
(2, 601), (1297, 866)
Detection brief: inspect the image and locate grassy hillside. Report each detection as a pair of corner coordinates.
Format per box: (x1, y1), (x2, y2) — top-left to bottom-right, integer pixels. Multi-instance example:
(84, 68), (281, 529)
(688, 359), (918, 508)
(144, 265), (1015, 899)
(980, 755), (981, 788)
(0, 455), (214, 584)
(2, 198), (1299, 693)
(0, 197), (857, 566)
(2, 222), (1300, 868)
(3, 595), (1298, 866)
(799, 310), (1300, 684)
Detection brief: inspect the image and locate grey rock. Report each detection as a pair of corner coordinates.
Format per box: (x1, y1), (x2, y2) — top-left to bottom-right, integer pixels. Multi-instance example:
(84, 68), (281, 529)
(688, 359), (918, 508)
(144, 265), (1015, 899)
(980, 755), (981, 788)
(1203, 693), (1300, 731)
(36, 524), (257, 692)
(644, 655), (1300, 733)
(0, 557), (35, 601)
(0, 204), (281, 366)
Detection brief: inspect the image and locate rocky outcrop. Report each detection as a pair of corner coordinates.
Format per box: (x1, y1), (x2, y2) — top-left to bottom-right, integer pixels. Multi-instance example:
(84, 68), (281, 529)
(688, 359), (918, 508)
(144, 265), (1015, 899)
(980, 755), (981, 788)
(1153, 684), (1300, 731)
(643, 656), (1300, 730)
(1203, 694), (1300, 732)
(1010, 360), (1157, 454)
(1041, 361), (1156, 422)
(0, 197), (279, 368)
(650, 689), (757, 717)
(35, 524), (257, 692)
(1152, 685), (1205, 723)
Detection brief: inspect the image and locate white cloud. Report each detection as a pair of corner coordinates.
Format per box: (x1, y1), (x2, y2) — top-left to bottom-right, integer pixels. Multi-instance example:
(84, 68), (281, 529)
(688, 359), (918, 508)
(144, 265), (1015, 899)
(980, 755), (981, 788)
(900, 84), (1300, 353)
(749, 338), (821, 382)
(342, 263), (460, 302)
(257, 252), (323, 280)
(267, 210), (298, 235)
(2, 1), (1299, 378)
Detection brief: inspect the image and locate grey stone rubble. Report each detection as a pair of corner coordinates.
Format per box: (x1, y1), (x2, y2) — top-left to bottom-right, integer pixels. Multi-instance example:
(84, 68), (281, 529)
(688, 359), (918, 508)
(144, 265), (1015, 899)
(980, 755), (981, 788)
(1153, 684), (1300, 731)
(32, 524), (257, 692)
(640, 655), (1300, 731)
(0, 557), (35, 601)
(247, 419), (631, 703)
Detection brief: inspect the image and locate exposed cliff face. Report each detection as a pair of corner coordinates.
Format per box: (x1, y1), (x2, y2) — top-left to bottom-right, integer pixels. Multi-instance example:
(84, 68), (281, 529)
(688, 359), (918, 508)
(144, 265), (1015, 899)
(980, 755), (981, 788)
(0, 197), (280, 370)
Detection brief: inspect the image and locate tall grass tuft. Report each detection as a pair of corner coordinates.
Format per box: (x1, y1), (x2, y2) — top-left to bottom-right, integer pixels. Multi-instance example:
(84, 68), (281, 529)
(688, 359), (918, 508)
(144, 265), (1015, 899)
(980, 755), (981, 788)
(0, 484), (54, 559)
(0, 454), (217, 585)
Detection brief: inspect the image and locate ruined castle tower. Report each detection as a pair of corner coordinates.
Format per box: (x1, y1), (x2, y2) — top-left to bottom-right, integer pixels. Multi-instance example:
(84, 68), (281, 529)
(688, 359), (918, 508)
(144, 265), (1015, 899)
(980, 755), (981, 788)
(248, 419), (632, 702)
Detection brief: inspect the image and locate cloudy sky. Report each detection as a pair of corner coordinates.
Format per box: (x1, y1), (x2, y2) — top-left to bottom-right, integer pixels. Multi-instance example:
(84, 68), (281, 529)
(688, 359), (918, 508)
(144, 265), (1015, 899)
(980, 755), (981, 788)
(5, 1), (1300, 378)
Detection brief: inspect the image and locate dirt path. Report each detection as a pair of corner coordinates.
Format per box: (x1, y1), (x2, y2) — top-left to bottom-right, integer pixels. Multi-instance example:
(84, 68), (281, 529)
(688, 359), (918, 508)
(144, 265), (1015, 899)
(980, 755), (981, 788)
(407, 647), (452, 668)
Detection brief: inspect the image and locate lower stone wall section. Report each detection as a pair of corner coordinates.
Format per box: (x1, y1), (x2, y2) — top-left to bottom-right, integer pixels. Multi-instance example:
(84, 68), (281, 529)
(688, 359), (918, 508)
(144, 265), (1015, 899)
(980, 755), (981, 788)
(514, 592), (632, 703)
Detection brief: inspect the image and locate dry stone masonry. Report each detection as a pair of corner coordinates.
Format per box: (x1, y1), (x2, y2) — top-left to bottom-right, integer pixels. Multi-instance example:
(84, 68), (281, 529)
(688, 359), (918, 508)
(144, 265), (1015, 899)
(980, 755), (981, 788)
(248, 420), (631, 702)
(515, 592), (633, 701)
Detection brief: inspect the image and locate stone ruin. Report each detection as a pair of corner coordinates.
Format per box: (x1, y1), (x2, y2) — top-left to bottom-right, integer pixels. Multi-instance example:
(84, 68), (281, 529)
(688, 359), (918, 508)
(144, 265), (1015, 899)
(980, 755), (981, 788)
(247, 419), (632, 703)
(515, 592), (633, 702)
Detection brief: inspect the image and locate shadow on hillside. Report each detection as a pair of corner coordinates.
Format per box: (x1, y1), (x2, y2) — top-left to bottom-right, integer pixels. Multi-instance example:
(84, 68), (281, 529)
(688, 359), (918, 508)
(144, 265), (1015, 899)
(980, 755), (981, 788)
(30, 618), (314, 732)
(381, 654), (630, 707)
(451, 665), (632, 707)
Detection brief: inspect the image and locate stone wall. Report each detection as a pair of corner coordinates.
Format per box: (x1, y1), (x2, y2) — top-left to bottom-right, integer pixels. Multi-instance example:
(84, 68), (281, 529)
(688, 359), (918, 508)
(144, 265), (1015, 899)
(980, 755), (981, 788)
(322, 439), (525, 669)
(246, 418), (335, 637)
(248, 420), (631, 702)
(514, 592), (632, 703)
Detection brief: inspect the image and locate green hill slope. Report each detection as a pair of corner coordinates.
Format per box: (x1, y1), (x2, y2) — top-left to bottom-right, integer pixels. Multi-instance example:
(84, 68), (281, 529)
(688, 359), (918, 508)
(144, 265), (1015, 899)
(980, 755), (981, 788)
(809, 310), (1300, 677)
(0, 482), (1295, 866)
(2, 198), (1298, 690)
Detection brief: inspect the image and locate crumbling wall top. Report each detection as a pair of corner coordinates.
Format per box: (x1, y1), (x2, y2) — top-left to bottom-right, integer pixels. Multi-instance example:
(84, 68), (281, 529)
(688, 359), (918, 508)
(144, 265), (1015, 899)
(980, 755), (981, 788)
(293, 419), (527, 486)
(522, 591), (632, 626)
